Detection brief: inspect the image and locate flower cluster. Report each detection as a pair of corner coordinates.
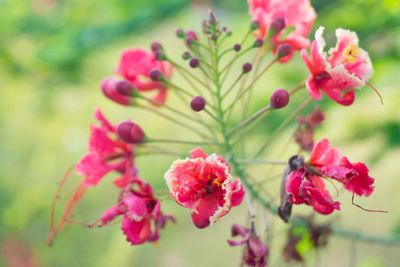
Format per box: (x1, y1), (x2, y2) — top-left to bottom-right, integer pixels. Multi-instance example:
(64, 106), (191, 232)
(48, 0), (386, 265)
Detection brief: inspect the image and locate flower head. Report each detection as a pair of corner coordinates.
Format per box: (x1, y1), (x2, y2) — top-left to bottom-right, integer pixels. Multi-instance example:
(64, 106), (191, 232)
(301, 27), (374, 105)
(247, 0), (316, 62)
(117, 48), (173, 104)
(164, 148), (245, 228)
(227, 224), (269, 267)
(100, 179), (175, 245)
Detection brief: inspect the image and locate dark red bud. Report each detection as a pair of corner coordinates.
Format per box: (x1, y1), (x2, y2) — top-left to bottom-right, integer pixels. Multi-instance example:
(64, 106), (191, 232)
(149, 68), (163, 81)
(189, 57), (200, 68)
(277, 43), (292, 59)
(270, 17), (285, 34)
(182, 51), (191, 60)
(242, 62), (252, 73)
(254, 38), (264, 47)
(116, 80), (135, 96)
(116, 121), (145, 144)
(211, 34), (218, 41)
(154, 50), (164, 60)
(150, 41), (162, 52)
(233, 43), (241, 52)
(270, 89), (290, 109)
(190, 96), (206, 112)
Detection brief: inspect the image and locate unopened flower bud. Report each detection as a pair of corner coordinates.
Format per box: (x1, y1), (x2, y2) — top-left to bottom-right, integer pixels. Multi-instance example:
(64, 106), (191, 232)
(176, 28), (185, 38)
(116, 121), (145, 144)
(276, 43), (292, 59)
(185, 30), (198, 46)
(100, 77), (130, 106)
(182, 51), (191, 60)
(189, 57), (200, 68)
(250, 20), (260, 30)
(150, 41), (162, 52)
(233, 43), (241, 52)
(190, 96), (206, 112)
(154, 50), (165, 60)
(149, 68), (163, 81)
(270, 89), (290, 109)
(209, 9), (217, 25)
(116, 80), (135, 96)
(226, 28), (232, 36)
(242, 62), (252, 73)
(211, 34), (218, 41)
(270, 17), (285, 34)
(222, 26), (227, 32)
(253, 38), (264, 47)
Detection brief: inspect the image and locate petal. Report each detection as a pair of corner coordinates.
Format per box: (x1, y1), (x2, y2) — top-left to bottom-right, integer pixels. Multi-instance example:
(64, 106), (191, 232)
(190, 195), (219, 229)
(76, 154), (116, 187)
(305, 79), (322, 100)
(309, 139), (330, 164)
(229, 180), (245, 207)
(340, 157), (374, 197)
(285, 170), (307, 204)
(121, 215), (151, 245)
(190, 147), (208, 159)
(101, 205), (124, 225)
(94, 108), (115, 132)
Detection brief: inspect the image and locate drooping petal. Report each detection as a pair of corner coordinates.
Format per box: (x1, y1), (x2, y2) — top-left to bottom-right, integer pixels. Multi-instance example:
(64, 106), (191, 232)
(101, 205), (124, 225)
(121, 215), (152, 245)
(340, 157), (374, 197)
(191, 195), (219, 229)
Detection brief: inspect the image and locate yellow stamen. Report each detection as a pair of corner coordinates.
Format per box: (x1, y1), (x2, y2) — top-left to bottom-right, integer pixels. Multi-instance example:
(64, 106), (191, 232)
(343, 43), (360, 63)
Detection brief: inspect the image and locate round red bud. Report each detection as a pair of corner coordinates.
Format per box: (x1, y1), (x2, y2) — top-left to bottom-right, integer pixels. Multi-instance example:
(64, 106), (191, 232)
(190, 96), (206, 112)
(270, 89), (290, 109)
(116, 121), (145, 144)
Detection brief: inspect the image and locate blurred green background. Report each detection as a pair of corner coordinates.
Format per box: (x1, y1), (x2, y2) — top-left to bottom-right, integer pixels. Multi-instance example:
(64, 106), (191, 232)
(1, 0), (400, 266)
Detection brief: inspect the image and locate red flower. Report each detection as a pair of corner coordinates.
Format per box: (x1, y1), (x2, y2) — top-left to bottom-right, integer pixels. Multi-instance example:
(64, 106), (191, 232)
(116, 48), (172, 104)
(100, 179), (175, 245)
(247, 0), (316, 62)
(227, 224), (269, 267)
(285, 139), (375, 215)
(164, 148), (245, 228)
(301, 27), (374, 105)
(76, 109), (137, 188)
(100, 77), (131, 106)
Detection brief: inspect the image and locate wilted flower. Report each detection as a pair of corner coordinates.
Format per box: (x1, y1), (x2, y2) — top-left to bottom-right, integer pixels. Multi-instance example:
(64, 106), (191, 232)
(301, 27), (375, 105)
(247, 0), (316, 62)
(286, 139), (375, 214)
(294, 106), (325, 151)
(100, 179), (175, 245)
(164, 148), (245, 228)
(227, 224), (269, 267)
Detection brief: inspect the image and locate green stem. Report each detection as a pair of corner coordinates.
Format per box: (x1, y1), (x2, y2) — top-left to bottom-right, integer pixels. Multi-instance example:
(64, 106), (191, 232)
(228, 105), (271, 136)
(147, 139), (221, 146)
(238, 159), (286, 165)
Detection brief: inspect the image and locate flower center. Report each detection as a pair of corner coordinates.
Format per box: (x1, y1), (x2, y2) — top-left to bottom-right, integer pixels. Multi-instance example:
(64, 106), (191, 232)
(343, 43), (360, 63)
(314, 71), (331, 84)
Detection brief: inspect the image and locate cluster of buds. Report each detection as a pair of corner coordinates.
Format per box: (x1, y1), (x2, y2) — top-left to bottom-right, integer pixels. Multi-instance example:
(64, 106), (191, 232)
(49, 0), (387, 266)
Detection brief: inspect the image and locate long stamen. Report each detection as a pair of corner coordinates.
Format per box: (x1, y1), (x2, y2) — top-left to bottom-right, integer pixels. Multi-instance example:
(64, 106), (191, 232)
(365, 81), (383, 105)
(352, 193), (388, 213)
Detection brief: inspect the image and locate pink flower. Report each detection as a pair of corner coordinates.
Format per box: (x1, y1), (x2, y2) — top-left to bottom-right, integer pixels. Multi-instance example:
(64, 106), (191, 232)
(301, 27), (374, 105)
(164, 148), (245, 228)
(116, 48), (172, 104)
(247, 0), (316, 62)
(285, 139), (375, 214)
(100, 179), (175, 245)
(227, 224), (269, 267)
(76, 109), (137, 188)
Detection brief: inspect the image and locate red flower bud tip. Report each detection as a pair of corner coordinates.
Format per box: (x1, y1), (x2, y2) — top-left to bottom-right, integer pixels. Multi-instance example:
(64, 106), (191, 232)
(242, 62), (252, 73)
(149, 68), (163, 82)
(209, 9), (217, 25)
(116, 80), (135, 96)
(116, 120), (145, 144)
(189, 57), (200, 68)
(182, 51), (191, 60)
(154, 50), (164, 60)
(250, 19), (260, 30)
(233, 43), (241, 52)
(190, 96), (206, 112)
(150, 41), (162, 52)
(270, 17), (286, 34)
(270, 89), (290, 109)
(254, 38), (264, 47)
(176, 28), (184, 38)
(185, 30), (198, 41)
(277, 43), (292, 59)
(211, 34), (218, 41)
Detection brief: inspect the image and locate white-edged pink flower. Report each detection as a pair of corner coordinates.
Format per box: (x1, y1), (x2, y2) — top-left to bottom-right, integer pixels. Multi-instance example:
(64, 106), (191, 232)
(301, 27), (376, 106)
(164, 148), (245, 228)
